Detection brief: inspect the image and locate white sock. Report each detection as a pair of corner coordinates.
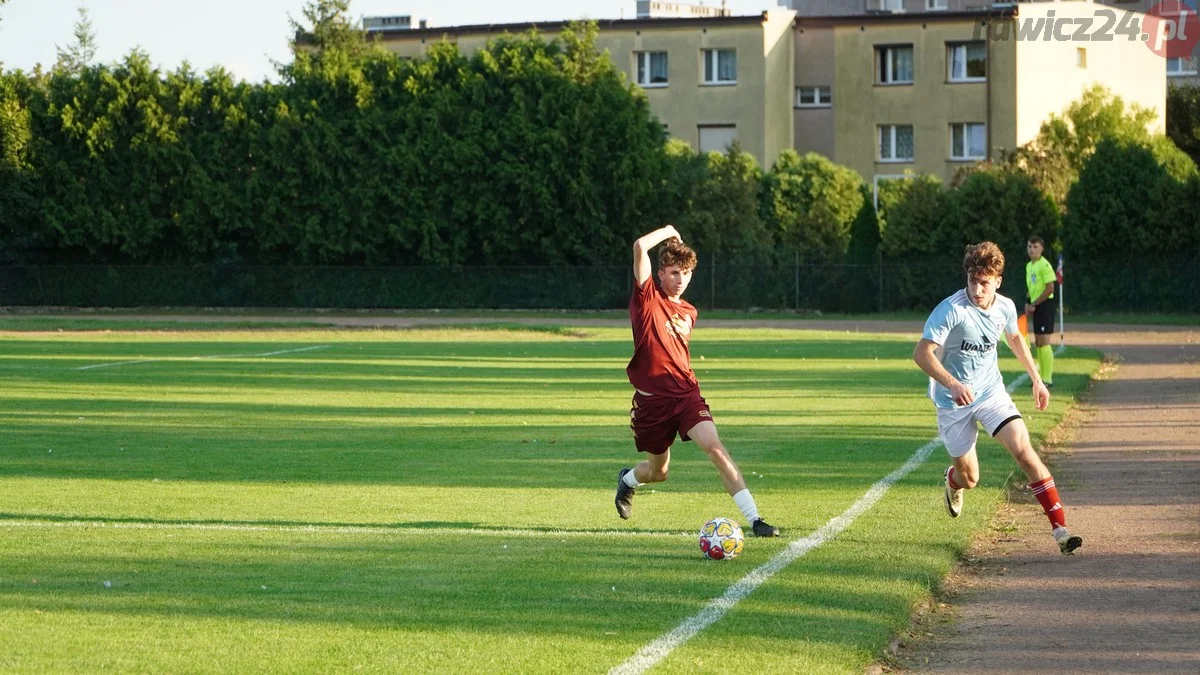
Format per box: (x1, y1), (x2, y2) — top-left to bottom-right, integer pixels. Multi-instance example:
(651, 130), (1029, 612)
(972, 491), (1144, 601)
(623, 470), (643, 489)
(732, 489), (760, 523)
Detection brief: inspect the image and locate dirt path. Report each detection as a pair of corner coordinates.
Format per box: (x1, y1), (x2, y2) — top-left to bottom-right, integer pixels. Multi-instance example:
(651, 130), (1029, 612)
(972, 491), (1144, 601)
(892, 328), (1200, 673)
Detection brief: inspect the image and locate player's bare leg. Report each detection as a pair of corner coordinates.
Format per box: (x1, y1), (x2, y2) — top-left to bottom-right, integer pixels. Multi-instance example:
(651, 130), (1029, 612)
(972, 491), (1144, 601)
(684, 421), (744, 494)
(995, 419), (1049, 483)
(944, 447), (979, 518)
(687, 421), (779, 537)
(995, 419), (1082, 554)
(615, 451), (670, 519)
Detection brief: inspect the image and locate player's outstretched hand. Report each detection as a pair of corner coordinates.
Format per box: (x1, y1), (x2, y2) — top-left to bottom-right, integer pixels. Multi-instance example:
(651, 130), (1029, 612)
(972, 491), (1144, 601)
(1033, 380), (1050, 411)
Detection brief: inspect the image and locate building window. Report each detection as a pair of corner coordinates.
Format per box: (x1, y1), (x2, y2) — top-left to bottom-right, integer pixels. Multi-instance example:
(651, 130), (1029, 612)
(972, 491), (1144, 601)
(873, 0), (904, 10)
(876, 45), (914, 84)
(698, 124), (737, 153)
(948, 42), (986, 82)
(950, 123), (987, 160)
(1077, 48), (1087, 68)
(702, 48), (737, 84)
(927, 0), (948, 9)
(879, 124), (914, 162)
(1168, 56), (1199, 76)
(795, 86), (832, 107)
(636, 51), (669, 87)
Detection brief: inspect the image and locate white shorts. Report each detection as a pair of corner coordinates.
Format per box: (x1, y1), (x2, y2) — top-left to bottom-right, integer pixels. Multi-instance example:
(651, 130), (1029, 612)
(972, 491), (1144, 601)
(935, 390), (1023, 458)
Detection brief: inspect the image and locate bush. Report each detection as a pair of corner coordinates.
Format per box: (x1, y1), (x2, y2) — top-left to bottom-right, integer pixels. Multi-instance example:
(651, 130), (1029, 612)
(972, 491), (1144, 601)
(761, 150), (864, 262)
(666, 142), (774, 260)
(1064, 138), (1194, 262)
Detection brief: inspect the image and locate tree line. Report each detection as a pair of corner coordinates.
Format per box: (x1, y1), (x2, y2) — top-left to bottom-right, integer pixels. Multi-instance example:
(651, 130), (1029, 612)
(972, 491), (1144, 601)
(1, 1), (1197, 284)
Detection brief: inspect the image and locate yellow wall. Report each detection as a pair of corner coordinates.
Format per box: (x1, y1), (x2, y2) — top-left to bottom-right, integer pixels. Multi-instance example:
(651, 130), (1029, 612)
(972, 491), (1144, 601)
(762, 10), (798, 168)
(793, 25), (836, 160)
(1010, 1), (1167, 144)
(829, 17), (1010, 185)
(600, 22), (768, 160)
(988, 26), (1019, 156)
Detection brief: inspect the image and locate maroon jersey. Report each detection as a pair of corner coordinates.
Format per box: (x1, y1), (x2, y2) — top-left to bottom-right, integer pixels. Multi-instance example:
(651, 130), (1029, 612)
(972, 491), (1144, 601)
(626, 277), (699, 397)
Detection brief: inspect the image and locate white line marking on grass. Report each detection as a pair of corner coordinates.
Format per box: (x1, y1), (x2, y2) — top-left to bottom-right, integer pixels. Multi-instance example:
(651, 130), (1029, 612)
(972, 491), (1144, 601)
(76, 345), (329, 370)
(609, 439), (942, 675)
(76, 359), (159, 371)
(203, 346), (331, 359)
(611, 361), (1052, 675)
(0, 519), (693, 540)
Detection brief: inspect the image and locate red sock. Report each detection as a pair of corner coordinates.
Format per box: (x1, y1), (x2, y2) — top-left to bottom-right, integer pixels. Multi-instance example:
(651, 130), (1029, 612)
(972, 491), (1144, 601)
(947, 467), (964, 490)
(1029, 477), (1066, 530)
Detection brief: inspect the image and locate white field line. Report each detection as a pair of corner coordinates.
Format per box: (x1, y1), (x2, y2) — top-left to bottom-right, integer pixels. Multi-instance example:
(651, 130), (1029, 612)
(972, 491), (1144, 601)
(75, 345), (329, 370)
(609, 352), (1059, 675)
(75, 358), (159, 370)
(0, 519), (691, 540)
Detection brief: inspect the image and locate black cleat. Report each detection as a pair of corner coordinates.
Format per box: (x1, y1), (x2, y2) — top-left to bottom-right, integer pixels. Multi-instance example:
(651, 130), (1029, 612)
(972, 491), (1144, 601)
(615, 468), (636, 519)
(751, 518), (780, 537)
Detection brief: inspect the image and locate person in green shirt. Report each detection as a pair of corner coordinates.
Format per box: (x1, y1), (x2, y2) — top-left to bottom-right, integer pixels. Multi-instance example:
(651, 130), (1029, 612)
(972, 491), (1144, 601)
(1024, 235), (1056, 387)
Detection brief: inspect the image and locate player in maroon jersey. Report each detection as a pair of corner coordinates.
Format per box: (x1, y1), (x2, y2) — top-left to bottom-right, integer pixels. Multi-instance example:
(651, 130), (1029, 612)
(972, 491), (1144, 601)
(615, 225), (779, 537)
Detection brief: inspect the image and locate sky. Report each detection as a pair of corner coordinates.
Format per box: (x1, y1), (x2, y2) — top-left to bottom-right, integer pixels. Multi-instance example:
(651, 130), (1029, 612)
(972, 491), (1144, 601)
(0, 0), (779, 82)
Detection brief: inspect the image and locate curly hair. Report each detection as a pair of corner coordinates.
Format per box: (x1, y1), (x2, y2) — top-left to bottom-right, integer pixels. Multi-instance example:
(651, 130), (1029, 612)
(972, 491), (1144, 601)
(659, 239), (697, 272)
(963, 241), (1005, 279)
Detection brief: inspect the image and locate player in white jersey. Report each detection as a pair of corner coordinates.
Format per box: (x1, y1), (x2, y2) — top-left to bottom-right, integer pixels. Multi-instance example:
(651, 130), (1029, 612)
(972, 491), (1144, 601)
(913, 242), (1082, 555)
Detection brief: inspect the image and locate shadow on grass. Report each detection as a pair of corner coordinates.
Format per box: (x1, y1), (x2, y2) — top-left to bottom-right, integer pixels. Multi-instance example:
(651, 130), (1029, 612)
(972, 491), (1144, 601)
(0, 418), (942, 488)
(0, 521), (966, 647)
(0, 513), (693, 536)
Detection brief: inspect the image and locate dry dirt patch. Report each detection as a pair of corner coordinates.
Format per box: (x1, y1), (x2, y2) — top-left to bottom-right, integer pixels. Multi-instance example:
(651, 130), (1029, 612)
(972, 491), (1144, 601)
(886, 327), (1200, 674)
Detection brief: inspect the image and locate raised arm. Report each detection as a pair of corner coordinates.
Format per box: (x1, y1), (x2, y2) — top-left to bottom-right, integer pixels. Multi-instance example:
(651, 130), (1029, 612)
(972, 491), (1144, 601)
(632, 225), (681, 288)
(1005, 331), (1050, 410)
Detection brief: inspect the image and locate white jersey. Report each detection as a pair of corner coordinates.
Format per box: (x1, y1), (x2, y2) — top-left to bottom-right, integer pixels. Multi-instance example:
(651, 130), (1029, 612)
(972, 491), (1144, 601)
(921, 289), (1019, 410)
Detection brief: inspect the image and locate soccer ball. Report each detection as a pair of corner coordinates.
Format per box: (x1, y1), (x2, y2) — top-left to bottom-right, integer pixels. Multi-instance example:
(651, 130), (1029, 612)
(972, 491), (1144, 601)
(699, 517), (744, 560)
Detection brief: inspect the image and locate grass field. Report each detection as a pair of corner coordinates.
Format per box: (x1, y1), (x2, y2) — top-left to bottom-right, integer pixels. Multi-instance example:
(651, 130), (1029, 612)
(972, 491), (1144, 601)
(0, 325), (1101, 673)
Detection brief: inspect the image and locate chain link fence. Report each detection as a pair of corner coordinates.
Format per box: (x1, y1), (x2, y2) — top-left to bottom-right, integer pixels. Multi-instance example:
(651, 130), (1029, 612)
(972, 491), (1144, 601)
(1, 259), (1196, 313)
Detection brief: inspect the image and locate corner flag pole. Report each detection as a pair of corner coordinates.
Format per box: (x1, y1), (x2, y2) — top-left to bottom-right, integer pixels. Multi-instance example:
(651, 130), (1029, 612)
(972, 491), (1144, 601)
(1056, 253), (1065, 346)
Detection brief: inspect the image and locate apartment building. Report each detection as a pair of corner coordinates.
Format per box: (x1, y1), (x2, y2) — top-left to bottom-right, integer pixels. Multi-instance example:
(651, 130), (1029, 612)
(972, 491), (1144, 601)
(787, 0), (1138, 14)
(785, 0), (1200, 85)
(1085, 0), (1200, 84)
(366, 10), (798, 167)
(362, 1), (1163, 184)
(361, 14), (428, 31)
(636, 0), (731, 18)
(793, 1), (1164, 185)
(786, 0), (1162, 16)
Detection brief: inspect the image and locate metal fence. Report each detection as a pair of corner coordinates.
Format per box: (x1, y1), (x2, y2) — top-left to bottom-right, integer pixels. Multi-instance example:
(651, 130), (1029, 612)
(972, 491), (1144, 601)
(1, 260), (1197, 313)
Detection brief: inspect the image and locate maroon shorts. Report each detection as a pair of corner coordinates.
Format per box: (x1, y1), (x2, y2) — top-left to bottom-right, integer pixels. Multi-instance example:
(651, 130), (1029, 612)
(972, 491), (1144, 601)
(629, 391), (713, 455)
